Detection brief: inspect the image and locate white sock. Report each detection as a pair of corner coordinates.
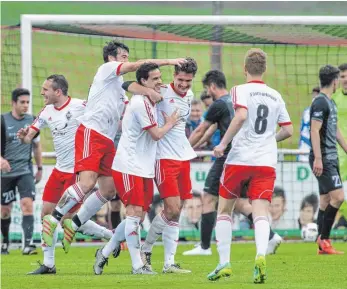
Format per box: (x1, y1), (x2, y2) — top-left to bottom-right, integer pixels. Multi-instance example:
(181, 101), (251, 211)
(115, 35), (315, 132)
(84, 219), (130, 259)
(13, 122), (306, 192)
(102, 220), (126, 258)
(142, 211), (167, 253)
(163, 219), (179, 267)
(125, 216), (143, 270)
(72, 190), (108, 230)
(42, 227), (58, 268)
(78, 220), (113, 239)
(254, 216), (270, 257)
(52, 184), (84, 223)
(215, 215), (232, 265)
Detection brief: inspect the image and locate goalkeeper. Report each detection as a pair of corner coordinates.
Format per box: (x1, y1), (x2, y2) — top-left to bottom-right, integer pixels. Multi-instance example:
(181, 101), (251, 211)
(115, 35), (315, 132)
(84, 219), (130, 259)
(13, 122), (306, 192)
(332, 63), (347, 218)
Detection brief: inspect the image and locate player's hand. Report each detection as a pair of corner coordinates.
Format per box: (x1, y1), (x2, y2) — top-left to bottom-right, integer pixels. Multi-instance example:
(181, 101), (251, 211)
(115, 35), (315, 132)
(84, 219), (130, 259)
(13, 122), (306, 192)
(313, 158), (323, 177)
(0, 157), (11, 173)
(35, 169), (42, 184)
(213, 143), (226, 158)
(17, 127), (29, 140)
(147, 89), (163, 104)
(168, 58), (187, 67)
(163, 109), (180, 127)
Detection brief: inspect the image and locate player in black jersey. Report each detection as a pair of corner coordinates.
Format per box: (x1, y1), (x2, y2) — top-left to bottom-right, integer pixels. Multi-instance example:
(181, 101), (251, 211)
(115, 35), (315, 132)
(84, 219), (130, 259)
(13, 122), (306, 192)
(310, 65), (347, 254)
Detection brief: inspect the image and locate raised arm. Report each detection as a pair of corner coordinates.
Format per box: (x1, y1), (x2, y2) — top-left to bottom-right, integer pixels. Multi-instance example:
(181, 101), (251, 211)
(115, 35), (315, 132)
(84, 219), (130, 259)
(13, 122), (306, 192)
(147, 110), (180, 141)
(189, 121), (212, 147)
(17, 127), (39, 144)
(193, 123), (218, 149)
(119, 58), (187, 75)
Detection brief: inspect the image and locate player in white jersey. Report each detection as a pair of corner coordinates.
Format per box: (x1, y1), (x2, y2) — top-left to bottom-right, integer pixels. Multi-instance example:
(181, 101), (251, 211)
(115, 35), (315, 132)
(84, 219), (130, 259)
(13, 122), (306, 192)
(207, 49), (293, 283)
(137, 58), (198, 274)
(17, 75), (113, 275)
(93, 63), (179, 275)
(41, 40), (187, 253)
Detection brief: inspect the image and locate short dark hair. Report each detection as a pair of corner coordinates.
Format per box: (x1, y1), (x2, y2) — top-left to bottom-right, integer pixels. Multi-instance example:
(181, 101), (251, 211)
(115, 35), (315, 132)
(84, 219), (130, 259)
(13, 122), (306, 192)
(103, 40), (129, 63)
(12, 88), (30, 102)
(300, 193), (319, 213)
(338, 63), (347, 72)
(202, 70), (226, 89)
(200, 90), (211, 101)
(136, 62), (160, 84)
(311, 86), (320, 93)
(273, 186), (286, 201)
(174, 57), (198, 76)
(319, 65), (340, 88)
(47, 74), (69, 96)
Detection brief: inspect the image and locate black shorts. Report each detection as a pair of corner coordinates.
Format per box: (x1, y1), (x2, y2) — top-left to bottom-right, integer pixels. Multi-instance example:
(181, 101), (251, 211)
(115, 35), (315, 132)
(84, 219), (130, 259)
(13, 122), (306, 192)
(309, 156), (343, 194)
(204, 156), (226, 196)
(1, 174), (36, 205)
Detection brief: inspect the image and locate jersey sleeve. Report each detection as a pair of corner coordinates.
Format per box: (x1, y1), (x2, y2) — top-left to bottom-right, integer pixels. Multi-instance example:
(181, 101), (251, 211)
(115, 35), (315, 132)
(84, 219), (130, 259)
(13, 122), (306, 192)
(31, 108), (48, 132)
(231, 86), (248, 110)
(310, 97), (329, 123)
(100, 61), (124, 80)
(204, 101), (225, 123)
(133, 97), (157, 130)
(277, 100), (292, 126)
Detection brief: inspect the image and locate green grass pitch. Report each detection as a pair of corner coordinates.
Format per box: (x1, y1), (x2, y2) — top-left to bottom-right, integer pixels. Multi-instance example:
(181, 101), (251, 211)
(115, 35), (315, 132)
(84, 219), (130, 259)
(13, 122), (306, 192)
(2, 243), (347, 289)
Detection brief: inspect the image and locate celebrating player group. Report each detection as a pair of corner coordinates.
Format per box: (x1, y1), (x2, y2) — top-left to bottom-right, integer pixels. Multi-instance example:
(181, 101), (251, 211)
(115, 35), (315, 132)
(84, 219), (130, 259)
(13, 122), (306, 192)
(16, 39), (347, 284)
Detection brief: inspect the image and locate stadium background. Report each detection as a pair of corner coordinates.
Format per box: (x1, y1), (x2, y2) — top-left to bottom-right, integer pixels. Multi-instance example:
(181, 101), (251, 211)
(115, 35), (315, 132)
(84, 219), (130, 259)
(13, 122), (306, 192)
(1, 2), (347, 289)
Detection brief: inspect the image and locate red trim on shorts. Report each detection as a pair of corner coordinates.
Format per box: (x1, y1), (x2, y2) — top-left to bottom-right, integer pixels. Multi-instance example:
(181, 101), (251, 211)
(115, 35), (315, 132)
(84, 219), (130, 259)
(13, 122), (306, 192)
(278, 122), (292, 126)
(247, 80), (265, 84)
(116, 63), (123, 76)
(170, 82), (187, 98)
(54, 97), (71, 111)
(234, 104), (248, 110)
(30, 125), (39, 132)
(143, 123), (157, 130)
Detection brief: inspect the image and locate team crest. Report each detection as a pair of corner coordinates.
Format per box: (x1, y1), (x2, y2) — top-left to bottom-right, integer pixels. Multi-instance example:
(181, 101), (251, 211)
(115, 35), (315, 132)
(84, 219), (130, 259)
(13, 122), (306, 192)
(66, 111), (72, 121)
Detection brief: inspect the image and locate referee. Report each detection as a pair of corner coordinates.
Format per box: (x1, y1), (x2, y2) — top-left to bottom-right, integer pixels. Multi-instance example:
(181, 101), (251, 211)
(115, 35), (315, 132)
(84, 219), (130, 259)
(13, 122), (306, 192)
(1, 88), (43, 255)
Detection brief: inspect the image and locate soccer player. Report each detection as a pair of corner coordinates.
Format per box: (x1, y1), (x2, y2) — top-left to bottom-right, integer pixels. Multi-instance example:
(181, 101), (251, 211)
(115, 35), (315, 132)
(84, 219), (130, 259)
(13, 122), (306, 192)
(135, 58), (198, 273)
(1, 88), (42, 255)
(208, 48), (293, 283)
(332, 63), (347, 185)
(310, 65), (347, 254)
(17, 75), (113, 274)
(184, 70), (282, 257)
(93, 62), (179, 275)
(41, 40), (186, 253)
(298, 86), (320, 162)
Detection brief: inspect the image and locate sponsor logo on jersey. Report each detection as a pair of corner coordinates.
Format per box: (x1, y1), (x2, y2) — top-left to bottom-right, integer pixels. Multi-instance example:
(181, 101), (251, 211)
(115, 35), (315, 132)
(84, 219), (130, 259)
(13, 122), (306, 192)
(66, 111), (72, 121)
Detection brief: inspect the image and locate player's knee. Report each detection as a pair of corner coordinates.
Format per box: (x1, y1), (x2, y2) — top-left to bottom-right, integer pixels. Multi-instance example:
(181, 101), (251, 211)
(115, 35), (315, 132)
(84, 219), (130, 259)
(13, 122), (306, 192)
(330, 190), (345, 207)
(1, 206), (12, 219)
(20, 198), (34, 215)
(110, 200), (121, 211)
(164, 204), (181, 221)
(202, 193), (217, 212)
(126, 205), (143, 218)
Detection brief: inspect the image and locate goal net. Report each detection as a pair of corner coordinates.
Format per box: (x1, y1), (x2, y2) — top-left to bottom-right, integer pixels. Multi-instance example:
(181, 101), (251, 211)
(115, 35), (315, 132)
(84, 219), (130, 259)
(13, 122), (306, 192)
(1, 15), (347, 241)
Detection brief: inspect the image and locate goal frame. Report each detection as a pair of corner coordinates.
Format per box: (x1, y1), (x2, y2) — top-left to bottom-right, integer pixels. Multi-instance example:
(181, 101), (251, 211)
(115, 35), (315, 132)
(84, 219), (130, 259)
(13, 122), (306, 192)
(20, 14), (347, 113)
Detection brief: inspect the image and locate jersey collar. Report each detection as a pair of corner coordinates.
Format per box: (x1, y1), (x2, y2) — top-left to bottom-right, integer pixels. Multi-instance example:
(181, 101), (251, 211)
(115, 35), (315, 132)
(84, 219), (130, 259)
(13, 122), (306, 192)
(247, 80), (265, 84)
(170, 82), (187, 97)
(54, 96), (71, 111)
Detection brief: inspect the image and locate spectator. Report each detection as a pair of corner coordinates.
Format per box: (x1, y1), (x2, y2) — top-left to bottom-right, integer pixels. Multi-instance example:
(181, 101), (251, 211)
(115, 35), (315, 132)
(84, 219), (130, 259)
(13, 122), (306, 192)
(298, 193), (319, 229)
(298, 86), (320, 162)
(179, 190), (203, 231)
(1, 88), (43, 255)
(185, 99), (204, 139)
(269, 186), (292, 229)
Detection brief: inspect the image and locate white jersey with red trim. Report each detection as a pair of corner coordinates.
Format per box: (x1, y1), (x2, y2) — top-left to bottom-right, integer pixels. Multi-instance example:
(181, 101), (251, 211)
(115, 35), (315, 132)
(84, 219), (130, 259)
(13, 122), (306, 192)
(155, 83), (197, 161)
(31, 98), (86, 173)
(112, 95), (158, 178)
(77, 61), (128, 140)
(226, 81), (291, 168)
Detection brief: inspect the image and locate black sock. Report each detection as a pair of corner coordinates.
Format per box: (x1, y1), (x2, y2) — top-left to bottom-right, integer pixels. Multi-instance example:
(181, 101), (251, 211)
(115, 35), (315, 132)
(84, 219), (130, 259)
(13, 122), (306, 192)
(317, 209), (325, 236)
(247, 213), (253, 225)
(22, 215), (34, 247)
(200, 212), (217, 250)
(52, 209), (64, 222)
(72, 214), (82, 228)
(111, 211), (121, 229)
(321, 204), (339, 240)
(1, 218), (11, 244)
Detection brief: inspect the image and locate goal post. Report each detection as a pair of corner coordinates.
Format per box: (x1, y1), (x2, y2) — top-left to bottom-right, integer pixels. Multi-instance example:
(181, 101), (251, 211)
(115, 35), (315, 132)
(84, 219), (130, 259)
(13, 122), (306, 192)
(20, 15), (347, 112)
